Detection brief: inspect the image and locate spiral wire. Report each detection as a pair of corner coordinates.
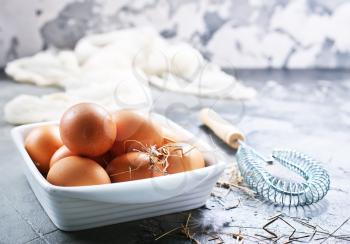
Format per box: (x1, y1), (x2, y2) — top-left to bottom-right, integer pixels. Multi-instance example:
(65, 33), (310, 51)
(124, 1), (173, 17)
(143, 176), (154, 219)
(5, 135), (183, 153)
(236, 141), (330, 206)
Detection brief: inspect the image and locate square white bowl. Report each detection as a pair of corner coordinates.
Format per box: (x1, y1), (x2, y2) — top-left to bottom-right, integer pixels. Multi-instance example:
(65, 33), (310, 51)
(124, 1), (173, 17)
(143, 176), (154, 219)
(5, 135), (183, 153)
(11, 113), (226, 231)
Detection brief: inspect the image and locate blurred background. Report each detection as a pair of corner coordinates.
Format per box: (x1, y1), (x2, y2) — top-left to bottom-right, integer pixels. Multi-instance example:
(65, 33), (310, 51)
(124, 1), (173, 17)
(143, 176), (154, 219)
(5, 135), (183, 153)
(1, 0), (350, 69)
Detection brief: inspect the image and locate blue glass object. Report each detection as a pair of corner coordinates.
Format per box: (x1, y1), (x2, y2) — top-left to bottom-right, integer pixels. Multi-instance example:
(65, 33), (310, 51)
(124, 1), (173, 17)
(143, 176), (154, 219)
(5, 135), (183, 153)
(236, 141), (330, 206)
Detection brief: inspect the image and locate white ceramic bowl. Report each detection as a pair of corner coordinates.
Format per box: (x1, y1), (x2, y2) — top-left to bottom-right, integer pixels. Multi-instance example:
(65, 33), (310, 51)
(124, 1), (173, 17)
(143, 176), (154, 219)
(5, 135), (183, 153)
(11, 113), (226, 231)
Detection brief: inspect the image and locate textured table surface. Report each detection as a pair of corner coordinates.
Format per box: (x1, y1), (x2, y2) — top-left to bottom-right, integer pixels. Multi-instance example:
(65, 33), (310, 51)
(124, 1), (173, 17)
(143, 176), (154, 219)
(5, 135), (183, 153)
(1, 70), (350, 243)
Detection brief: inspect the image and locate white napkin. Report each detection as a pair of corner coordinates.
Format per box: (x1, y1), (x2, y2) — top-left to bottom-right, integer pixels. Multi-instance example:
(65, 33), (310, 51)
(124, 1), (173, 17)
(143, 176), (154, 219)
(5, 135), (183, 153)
(5, 27), (256, 124)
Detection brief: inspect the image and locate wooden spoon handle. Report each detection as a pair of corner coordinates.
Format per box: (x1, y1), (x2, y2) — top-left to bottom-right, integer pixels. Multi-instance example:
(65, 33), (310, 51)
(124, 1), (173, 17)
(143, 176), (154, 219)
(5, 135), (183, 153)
(199, 108), (245, 149)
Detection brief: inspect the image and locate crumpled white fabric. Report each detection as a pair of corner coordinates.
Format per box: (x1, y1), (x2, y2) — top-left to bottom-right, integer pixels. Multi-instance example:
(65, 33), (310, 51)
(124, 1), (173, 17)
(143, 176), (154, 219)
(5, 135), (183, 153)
(4, 27), (256, 124)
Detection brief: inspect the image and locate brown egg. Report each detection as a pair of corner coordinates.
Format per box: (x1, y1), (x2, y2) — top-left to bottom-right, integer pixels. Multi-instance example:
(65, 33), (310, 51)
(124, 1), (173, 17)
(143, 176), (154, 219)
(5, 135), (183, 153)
(50, 145), (73, 168)
(106, 152), (164, 182)
(165, 143), (205, 174)
(60, 103), (116, 157)
(47, 156), (111, 186)
(91, 151), (112, 168)
(110, 110), (163, 156)
(25, 125), (63, 174)
(50, 145), (112, 168)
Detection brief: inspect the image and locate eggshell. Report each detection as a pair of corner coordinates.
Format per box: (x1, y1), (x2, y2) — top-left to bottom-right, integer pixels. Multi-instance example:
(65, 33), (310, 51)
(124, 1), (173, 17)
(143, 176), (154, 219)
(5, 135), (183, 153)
(50, 145), (111, 168)
(60, 103), (116, 157)
(47, 156), (111, 187)
(111, 110), (163, 156)
(50, 145), (73, 168)
(106, 152), (163, 182)
(25, 125), (63, 174)
(165, 143), (205, 174)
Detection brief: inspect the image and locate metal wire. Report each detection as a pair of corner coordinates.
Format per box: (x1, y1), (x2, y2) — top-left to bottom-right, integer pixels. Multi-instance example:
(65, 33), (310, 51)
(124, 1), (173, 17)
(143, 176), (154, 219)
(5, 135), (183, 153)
(236, 141), (330, 206)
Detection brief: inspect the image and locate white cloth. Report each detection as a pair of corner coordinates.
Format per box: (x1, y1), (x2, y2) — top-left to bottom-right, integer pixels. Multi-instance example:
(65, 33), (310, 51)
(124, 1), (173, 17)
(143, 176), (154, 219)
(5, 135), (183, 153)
(4, 27), (256, 124)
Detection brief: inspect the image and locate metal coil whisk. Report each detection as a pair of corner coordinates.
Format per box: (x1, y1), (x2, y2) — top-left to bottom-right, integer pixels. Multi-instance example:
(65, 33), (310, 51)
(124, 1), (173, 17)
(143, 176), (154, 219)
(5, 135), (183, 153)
(199, 108), (330, 207)
(236, 141), (330, 206)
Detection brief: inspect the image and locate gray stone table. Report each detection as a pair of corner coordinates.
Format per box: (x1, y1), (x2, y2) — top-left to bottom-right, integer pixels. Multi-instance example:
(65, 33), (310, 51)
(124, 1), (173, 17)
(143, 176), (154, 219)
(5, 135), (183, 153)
(1, 70), (350, 243)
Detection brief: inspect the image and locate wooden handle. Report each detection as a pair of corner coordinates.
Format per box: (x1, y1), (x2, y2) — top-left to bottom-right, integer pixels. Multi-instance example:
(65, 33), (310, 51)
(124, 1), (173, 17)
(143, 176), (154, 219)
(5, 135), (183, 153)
(199, 108), (245, 149)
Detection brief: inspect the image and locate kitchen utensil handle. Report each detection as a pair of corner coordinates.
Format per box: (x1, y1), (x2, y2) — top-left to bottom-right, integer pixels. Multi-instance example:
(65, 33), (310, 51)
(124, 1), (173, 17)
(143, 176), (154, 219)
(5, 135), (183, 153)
(199, 108), (245, 149)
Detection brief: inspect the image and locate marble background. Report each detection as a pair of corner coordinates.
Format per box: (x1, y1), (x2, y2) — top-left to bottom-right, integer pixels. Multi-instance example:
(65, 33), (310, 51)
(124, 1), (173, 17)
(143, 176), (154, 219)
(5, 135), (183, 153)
(1, 0), (350, 69)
